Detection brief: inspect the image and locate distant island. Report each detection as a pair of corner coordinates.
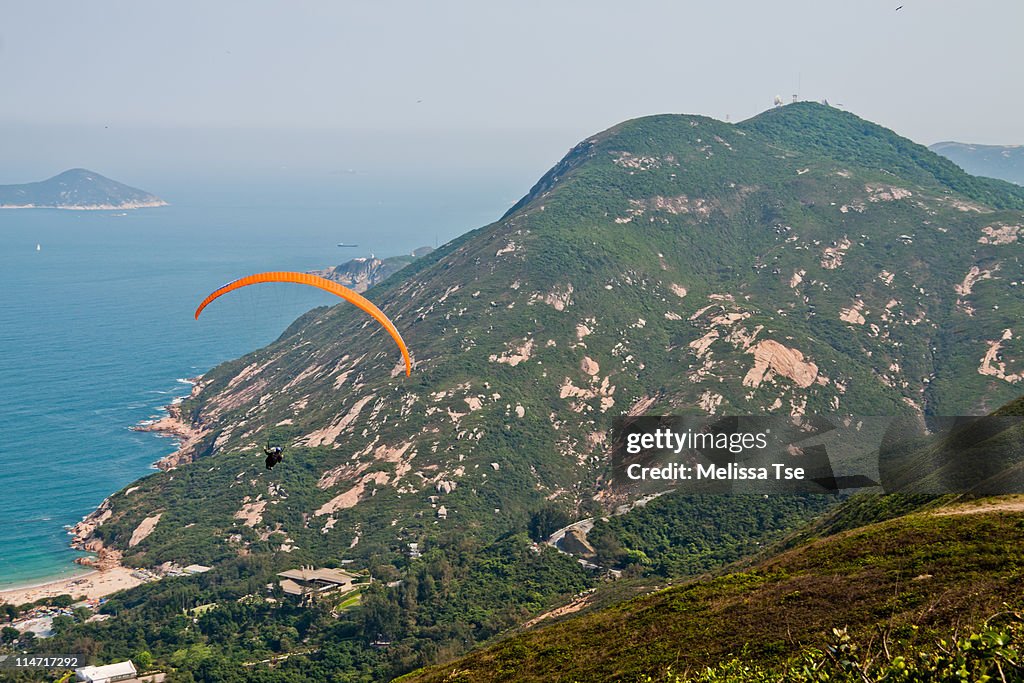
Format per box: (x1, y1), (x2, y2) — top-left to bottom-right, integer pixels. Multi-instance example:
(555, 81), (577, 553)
(931, 141), (1024, 186)
(0, 168), (167, 210)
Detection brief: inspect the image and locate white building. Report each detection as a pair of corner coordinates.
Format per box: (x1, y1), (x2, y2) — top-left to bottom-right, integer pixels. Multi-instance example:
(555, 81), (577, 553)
(76, 660), (137, 683)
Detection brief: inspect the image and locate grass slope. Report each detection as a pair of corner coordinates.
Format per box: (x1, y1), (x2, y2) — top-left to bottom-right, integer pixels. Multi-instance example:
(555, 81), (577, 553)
(399, 501), (1024, 682)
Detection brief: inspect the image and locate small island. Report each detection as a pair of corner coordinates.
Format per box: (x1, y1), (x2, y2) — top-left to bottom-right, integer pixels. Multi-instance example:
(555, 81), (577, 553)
(0, 168), (167, 210)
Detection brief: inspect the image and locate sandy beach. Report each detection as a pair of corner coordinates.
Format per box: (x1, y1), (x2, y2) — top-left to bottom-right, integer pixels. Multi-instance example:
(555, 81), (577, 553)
(0, 566), (147, 606)
(0, 381), (201, 610)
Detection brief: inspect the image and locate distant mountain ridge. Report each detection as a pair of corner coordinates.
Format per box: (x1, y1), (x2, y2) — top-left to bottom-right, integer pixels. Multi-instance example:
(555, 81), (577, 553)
(931, 141), (1024, 186)
(0, 168), (167, 209)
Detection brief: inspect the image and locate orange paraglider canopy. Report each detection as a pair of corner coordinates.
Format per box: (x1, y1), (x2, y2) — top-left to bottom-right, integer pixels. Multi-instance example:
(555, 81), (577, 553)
(194, 271), (412, 377)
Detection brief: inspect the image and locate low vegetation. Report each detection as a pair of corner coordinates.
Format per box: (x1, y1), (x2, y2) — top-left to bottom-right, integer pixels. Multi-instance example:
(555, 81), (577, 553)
(400, 505), (1024, 682)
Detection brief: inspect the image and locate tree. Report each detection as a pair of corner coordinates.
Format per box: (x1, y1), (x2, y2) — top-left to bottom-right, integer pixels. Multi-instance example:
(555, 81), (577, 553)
(361, 586), (401, 641)
(50, 594), (74, 608)
(528, 504), (571, 542)
(72, 636), (102, 662)
(1, 626), (19, 644)
(51, 615), (74, 636)
(136, 650), (153, 671)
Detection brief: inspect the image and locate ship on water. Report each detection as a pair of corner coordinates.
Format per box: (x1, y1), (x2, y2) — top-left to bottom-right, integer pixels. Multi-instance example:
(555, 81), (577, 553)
(337, 243), (359, 247)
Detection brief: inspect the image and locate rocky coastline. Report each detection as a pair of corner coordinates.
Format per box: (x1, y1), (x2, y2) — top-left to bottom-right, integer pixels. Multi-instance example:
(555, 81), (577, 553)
(68, 377), (206, 561)
(132, 377), (208, 470)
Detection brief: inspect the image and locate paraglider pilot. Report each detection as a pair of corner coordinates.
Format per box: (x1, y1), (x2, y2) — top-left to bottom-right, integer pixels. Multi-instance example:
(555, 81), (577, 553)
(264, 442), (284, 470)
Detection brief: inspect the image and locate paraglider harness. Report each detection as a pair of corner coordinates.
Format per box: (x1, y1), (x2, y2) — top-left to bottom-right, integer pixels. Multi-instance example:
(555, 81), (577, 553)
(264, 441), (284, 470)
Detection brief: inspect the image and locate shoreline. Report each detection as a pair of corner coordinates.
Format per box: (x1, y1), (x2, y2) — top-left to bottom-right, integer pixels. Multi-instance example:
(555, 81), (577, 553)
(0, 563), (94, 594)
(0, 566), (149, 606)
(0, 200), (169, 210)
(1, 376), (208, 604)
(131, 376), (207, 470)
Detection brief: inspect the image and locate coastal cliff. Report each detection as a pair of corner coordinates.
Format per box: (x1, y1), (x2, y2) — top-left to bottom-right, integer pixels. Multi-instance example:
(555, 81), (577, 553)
(310, 246), (433, 293)
(135, 403), (209, 471)
(132, 379), (209, 470)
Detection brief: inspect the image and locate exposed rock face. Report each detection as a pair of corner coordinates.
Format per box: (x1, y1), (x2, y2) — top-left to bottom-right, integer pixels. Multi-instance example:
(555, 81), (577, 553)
(234, 500), (267, 527)
(315, 471), (391, 516)
(955, 266), (997, 315)
(743, 340), (819, 389)
(133, 380), (209, 470)
(820, 237), (852, 269)
(840, 300), (866, 325)
(490, 338), (534, 366)
(979, 329), (1022, 383)
(557, 528), (596, 559)
(314, 257), (393, 293)
(128, 513), (163, 547)
(70, 499), (113, 550)
(312, 247), (433, 293)
(978, 224), (1021, 245)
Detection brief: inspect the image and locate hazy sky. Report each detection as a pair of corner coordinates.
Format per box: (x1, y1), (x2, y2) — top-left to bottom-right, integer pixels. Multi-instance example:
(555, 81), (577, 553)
(3, 0), (1021, 183)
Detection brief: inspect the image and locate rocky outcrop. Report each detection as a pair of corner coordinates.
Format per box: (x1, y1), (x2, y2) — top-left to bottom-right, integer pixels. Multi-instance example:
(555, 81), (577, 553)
(743, 340), (819, 389)
(312, 247), (431, 293)
(136, 402), (209, 470)
(557, 528), (596, 559)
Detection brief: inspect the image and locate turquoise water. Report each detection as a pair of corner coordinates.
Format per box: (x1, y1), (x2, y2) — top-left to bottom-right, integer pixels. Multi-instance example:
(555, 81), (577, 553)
(0, 173), (511, 588)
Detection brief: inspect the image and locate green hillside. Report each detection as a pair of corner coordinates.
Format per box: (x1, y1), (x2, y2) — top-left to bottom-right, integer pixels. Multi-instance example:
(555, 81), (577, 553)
(33, 103), (1024, 680)
(400, 500), (1024, 682)
(87, 103), (1024, 567)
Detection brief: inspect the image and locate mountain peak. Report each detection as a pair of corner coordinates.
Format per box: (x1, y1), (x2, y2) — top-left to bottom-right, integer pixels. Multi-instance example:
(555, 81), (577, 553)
(504, 104), (1024, 223)
(741, 102), (1024, 209)
(53, 167), (102, 180)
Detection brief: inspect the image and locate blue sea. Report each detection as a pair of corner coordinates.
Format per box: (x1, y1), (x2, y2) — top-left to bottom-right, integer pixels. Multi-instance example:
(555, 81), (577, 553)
(0, 173), (514, 589)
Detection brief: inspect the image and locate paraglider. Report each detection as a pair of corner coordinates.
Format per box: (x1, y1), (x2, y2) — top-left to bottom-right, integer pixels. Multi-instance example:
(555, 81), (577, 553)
(194, 271), (412, 376)
(264, 442), (284, 470)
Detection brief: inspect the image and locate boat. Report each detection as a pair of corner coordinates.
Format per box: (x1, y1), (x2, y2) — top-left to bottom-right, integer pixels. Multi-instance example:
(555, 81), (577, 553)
(36, 243), (41, 251)
(337, 243), (359, 248)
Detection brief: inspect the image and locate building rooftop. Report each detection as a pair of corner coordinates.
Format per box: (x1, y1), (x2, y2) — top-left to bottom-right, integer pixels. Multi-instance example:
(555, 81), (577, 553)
(278, 567), (357, 585)
(76, 660), (137, 681)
